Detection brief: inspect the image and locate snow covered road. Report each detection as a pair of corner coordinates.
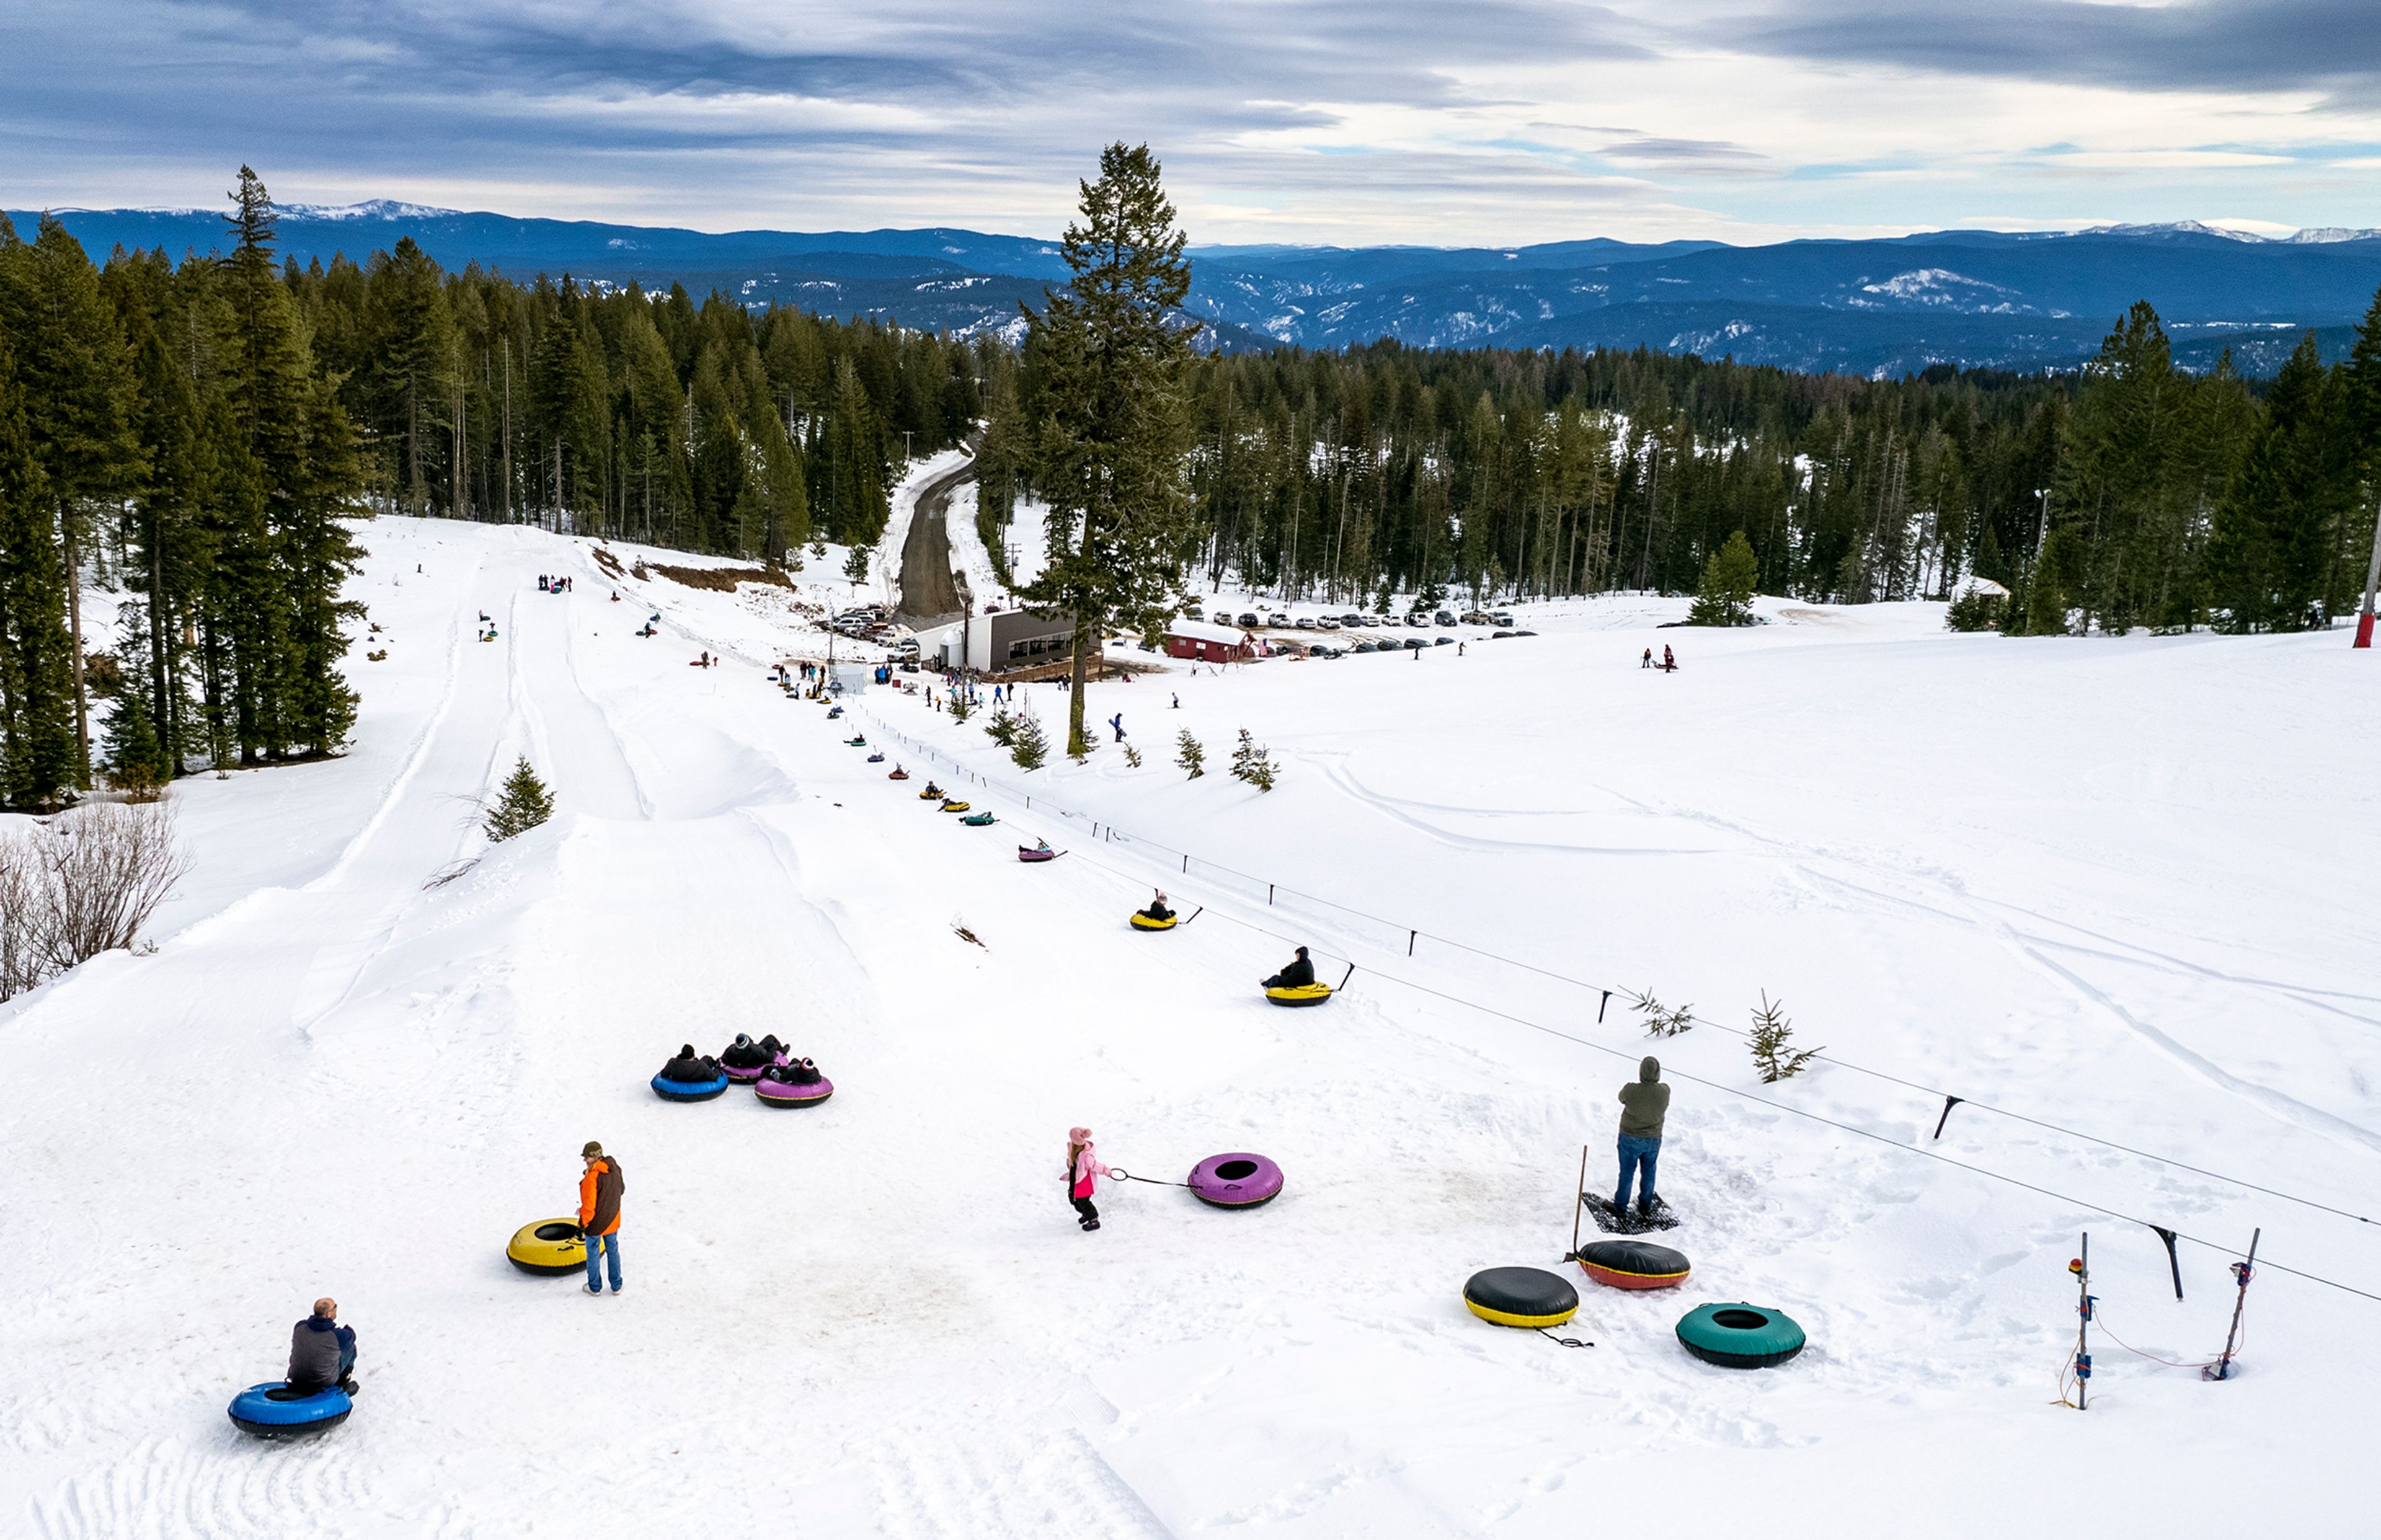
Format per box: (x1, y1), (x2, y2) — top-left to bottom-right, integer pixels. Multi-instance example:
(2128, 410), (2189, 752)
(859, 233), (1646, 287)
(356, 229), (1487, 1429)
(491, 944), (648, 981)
(3, 516), (2376, 1538)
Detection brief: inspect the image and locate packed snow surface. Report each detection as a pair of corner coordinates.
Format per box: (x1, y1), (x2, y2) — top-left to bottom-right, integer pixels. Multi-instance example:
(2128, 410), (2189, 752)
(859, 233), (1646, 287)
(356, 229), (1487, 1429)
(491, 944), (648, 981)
(4, 492), (2378, 1537)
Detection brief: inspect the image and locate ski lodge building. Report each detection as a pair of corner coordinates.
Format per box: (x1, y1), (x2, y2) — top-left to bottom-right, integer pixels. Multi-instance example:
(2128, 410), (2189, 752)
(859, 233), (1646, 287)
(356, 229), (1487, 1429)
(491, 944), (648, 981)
(915, 608), (1075, 673)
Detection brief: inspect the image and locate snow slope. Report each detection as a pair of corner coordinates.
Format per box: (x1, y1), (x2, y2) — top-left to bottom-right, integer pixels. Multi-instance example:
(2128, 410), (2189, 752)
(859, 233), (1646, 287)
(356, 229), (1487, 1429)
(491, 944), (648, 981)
(2, 520), (2376, 1538)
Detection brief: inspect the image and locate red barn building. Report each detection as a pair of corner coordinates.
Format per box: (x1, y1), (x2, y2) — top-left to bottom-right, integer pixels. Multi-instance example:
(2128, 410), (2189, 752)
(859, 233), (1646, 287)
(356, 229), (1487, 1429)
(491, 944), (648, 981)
(1165, 618), (1255, 663)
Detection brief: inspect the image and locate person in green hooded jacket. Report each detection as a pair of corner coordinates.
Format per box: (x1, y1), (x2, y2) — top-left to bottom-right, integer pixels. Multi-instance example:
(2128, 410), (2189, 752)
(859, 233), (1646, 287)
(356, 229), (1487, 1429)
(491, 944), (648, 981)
(1615, 1056), (1670, 1215)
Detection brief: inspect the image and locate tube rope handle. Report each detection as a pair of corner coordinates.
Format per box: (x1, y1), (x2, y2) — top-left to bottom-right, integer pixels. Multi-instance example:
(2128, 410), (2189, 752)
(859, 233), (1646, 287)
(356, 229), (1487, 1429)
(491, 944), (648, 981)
(1536, 1328), (1594, 1349)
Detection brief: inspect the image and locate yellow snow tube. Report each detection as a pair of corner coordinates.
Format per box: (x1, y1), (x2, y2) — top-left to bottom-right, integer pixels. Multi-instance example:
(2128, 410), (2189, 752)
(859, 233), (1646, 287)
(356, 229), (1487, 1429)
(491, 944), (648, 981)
(1129, 913), (1178, 931)
(507, 1218), (586, 1277)
(940, 799), (971, 813)
(918, 789), (940, 800)
(1265, 983), (1332, 1007)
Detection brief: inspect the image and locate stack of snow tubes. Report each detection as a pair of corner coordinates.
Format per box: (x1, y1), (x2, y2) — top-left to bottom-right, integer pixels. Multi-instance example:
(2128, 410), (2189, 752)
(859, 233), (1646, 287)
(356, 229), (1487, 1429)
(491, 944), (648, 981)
(228, 1382), (353, 1438)
(755, 1056), (834, 1108)
(1675, 1303), (1806, 1368)
(1187, 1153), (1284, 1208)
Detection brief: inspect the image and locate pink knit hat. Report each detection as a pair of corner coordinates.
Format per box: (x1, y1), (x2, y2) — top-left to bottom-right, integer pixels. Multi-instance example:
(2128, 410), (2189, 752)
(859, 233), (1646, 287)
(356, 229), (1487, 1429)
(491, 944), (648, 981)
(1069, 1126), (1091, 1141)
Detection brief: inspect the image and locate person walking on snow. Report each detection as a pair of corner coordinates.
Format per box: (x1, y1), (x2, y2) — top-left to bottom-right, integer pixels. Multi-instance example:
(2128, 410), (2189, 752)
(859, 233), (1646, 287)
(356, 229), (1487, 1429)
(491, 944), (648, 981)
(1641, 647), (1652, 669)
(1109, 712), (1126, 742)
(1066, 1127), (1109, 1231)
(1615, 1057), (1670, 1217)
(286, 1298), (357, 1394)
(578, 1141), (626, 1294)
(1662, 645), (1675, 672)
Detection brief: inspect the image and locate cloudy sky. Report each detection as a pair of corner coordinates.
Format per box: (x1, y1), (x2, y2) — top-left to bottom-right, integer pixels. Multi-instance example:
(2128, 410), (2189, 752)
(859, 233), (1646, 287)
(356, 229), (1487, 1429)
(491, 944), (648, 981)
(5, 0), (2379, 244)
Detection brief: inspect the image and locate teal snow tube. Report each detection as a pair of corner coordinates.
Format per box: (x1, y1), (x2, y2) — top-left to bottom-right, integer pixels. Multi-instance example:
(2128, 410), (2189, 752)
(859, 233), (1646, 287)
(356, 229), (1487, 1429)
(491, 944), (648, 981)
(1675, 1303), (1806, 1368)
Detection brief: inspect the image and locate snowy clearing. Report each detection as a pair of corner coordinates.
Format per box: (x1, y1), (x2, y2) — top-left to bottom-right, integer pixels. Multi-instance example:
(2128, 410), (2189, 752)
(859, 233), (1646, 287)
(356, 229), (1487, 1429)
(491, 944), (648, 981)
(2, 515), (2376, 1538)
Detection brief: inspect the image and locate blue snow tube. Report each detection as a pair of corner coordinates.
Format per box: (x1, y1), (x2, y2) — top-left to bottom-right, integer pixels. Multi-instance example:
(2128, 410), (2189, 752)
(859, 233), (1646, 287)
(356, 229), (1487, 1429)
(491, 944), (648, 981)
(228, 1381), (353, 1438)
(650, 1071), (730, 1102)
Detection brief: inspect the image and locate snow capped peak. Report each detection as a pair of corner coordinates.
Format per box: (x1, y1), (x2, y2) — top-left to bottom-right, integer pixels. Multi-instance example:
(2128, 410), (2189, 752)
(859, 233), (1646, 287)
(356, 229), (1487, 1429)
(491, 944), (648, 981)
(278, 198), (459, 221)
(2281, 226), (2381, 244)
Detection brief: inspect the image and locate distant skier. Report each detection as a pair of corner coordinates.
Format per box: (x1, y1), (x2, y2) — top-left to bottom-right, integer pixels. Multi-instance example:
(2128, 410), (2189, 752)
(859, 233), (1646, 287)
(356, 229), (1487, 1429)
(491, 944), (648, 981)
(577, 1142), (625, 1296)
(1615, 1056), (1670, 1218)
(1171, 693), (1179, 709)
(1263, 945), (1316, 990)
(1066, 1126), (1110, 1232)
(285, 1298), (357, 1394)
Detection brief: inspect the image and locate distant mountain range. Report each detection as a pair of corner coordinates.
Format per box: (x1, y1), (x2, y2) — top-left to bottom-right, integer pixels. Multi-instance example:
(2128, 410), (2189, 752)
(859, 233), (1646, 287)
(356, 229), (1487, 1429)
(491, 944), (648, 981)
(14, 201), (2381, 377)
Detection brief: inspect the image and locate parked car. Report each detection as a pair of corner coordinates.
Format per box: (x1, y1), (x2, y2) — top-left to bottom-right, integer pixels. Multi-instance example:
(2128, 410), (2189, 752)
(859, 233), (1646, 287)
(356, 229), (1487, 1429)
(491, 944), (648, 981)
(1488, 611), (1515, 627)
(1295, 616), (1317, 630)
(1341, 613), (1366, 627)
(1404, 636), (1428, 650)
(1460, 609), (1492, 625)
(1491, 629), (1514, 639)
(1311, 645), (1342, 658)
(1316, 616), (1341, 631)
(1236, 612), (1260, 627)
(1432, 635), (1452, 646)
(1406, 613), (1430, 627)
(1434, 611), (1458, 626)
(1267, 613), (1290, 627)
(1212, 611), (1232, 626)
(1512, 629), (1538, 637)
(1364, 614), (1386, 627)
(1350, 640), (1375, 653)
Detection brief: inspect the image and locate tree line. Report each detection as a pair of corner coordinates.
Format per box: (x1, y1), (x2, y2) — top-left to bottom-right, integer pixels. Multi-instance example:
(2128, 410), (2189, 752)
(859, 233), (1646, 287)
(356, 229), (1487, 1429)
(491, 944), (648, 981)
(981, 292), (2381, 637)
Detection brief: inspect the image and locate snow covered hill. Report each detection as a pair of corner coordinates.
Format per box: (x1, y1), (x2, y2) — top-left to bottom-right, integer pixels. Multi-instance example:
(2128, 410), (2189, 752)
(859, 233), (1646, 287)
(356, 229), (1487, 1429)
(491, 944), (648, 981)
(2, 506), (2375, 1538)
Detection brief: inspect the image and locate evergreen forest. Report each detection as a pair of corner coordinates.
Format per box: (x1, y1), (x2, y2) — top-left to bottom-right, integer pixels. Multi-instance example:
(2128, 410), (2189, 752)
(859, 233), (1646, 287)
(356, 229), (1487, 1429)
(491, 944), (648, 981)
(4, 164), (2380, 808)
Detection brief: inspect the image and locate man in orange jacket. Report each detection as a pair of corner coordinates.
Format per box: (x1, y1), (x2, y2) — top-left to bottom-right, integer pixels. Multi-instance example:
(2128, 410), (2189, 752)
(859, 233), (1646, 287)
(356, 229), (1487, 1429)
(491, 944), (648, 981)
(578, 1141), (625, 1295)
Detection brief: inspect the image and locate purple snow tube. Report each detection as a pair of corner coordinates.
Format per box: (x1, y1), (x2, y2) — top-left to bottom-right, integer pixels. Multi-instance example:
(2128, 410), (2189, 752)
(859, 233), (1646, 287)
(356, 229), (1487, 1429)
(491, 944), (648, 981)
(755, 1073), (834, 1108)
(1188, 1153), (1284, 1208)
(721, 1061), (769, 1082)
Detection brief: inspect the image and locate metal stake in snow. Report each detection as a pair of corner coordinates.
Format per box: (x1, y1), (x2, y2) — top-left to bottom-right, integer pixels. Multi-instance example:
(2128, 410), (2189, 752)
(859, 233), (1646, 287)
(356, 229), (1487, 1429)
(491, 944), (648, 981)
(2357, 493), (2381, 648)
(2069, 1235), (2094, 1410)
(2205, 1228), (2259, 1381)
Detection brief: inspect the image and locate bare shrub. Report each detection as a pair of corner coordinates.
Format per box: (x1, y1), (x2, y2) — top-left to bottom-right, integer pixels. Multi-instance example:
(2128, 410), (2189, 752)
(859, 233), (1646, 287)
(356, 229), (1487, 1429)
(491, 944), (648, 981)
(26, 800), (190, 979)
(0, 832), (43, 1001)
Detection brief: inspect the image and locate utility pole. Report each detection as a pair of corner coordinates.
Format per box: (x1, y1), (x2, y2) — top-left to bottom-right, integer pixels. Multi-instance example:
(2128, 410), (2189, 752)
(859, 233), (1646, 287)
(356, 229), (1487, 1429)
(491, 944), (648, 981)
(2067, 1234), (2093, 1410)
(2034, 487), (2052, 559)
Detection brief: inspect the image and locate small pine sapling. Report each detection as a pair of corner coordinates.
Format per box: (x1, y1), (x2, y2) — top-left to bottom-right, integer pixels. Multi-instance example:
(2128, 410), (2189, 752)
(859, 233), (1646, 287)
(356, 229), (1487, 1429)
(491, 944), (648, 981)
(1122, 743), (1143, 768)
(949, 691), (975, 723)
(485, 758), (556, 843)
(1010, 702), (1049, 770)
(1749, 991), (1822, 1082)
(842, 544), (870, 583)
(985, 702), (1017, 746)
(1176, 728), (1205, 778)
(1229, 728), (1277, 791)
(1628, 986), (1695, 1038)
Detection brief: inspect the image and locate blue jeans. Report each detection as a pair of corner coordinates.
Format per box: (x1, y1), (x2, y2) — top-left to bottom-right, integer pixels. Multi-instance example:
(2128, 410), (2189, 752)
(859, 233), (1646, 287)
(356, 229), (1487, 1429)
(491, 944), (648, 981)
(1615, 1135), (1661, 1211)
(585, 1231), (622, 1291)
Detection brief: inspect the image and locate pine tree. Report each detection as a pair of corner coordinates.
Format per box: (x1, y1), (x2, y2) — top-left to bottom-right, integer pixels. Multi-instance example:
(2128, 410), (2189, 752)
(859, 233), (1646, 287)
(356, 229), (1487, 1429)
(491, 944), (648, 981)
(1020, 144), (1199, 758)
(1749, 992), (1821, 1082)
(0, 321), (81, 808)
(1687, 529), (1761, 626)
(103, 687), (169, 796)
(0, 215), (140, 787)
(365, 236), (454, 515)
(484, 756), (556, 841)
(985, 701), (1018, 746)
(1009, 699), (1049, 769)
(948, 688), (974, 723)
(1122, 742), (1142, 768)
(843, 541), (870, 584)
(1228, 727), (1275, 791)
(1176, 728), (1204, 777)
(1626, 987), (1695, 1038)
(2207, 332), (2357, 631)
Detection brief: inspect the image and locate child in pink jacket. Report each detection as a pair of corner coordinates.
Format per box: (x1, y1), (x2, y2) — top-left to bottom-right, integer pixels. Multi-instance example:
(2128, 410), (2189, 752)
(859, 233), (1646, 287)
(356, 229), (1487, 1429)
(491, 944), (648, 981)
(1067, 1126), (1109, 1232)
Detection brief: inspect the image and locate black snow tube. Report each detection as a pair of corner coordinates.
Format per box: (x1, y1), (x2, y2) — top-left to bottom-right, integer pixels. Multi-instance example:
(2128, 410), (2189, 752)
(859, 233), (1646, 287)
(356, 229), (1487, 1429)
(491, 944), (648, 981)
(1463, 1266), (1580, 1328)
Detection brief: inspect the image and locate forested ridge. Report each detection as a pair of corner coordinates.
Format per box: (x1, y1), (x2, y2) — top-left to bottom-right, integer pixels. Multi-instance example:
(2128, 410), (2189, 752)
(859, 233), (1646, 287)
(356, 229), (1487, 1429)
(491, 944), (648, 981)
(3, 166), (2378, 808)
